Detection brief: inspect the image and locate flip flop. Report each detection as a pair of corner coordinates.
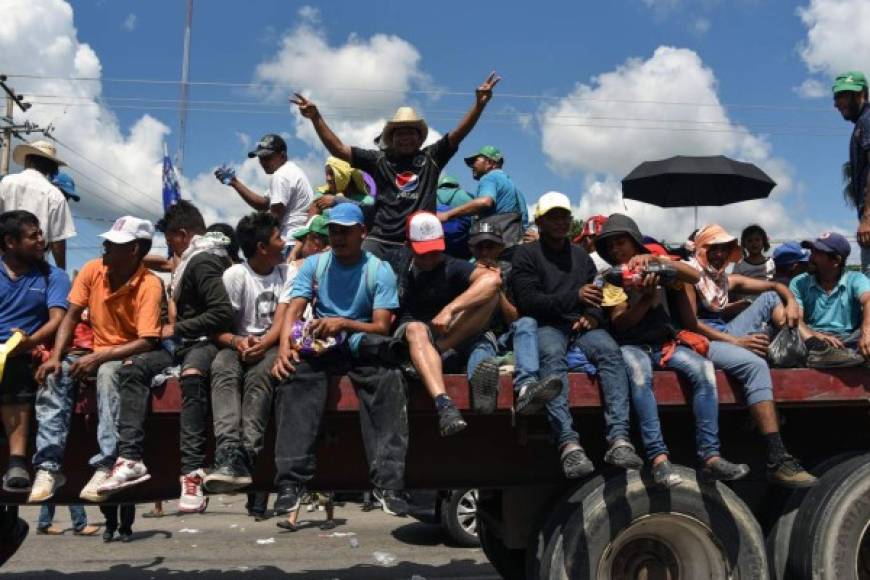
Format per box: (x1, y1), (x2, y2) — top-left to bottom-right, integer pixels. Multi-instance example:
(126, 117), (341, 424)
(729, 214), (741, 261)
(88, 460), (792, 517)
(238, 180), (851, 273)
(74, 525), (101, 536)
(141, 510), (164, 518)
(36, 525), (64, 535)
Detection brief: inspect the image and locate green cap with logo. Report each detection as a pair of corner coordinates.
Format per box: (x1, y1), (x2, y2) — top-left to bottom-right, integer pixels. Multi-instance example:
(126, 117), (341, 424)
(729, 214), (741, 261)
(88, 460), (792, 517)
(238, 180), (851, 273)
(464, 145), (503, 167)
(293, 213), (330, 241)
(438, 175), (460, 188)
(833, 71), (868, 94)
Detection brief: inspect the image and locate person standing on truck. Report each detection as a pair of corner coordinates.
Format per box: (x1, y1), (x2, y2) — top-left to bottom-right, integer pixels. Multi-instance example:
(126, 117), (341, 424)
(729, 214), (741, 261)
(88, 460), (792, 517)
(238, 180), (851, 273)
(436, 145), (529, 260)
(511, 192), (642, 479)
(680, 224), (816, 488)
(98, 201), (234, 514)
(0, 211), (69, 493)
(395, 211), (501, 436)
(792, 232), (870, 366)
(832, 71), (870, 275)
(595, 214), (750, 487)
(29, 216), (162, 504)
(216, 134), (314, 257)
(270, 203), (410, 518)
(463, 222), (563, 416)
(290, 71), (501, 274)
(203, 212), (292, 494)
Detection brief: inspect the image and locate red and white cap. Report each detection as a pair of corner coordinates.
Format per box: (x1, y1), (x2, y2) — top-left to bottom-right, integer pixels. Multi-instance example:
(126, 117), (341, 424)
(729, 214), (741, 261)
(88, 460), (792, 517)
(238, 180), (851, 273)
(100, 216), (155, 244)
(406, 211), (445, 254)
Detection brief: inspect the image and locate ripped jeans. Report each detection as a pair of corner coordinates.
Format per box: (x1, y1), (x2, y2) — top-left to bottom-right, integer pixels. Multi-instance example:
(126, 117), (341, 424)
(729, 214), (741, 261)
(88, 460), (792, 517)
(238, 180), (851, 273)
(620, 344), (720, 462)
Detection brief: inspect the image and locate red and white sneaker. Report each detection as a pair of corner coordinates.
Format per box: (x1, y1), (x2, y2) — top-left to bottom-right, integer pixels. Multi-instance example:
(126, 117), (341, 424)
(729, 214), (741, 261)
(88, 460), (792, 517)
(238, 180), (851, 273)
(178, 469), (208, 513)
(96, 458), (150, 496)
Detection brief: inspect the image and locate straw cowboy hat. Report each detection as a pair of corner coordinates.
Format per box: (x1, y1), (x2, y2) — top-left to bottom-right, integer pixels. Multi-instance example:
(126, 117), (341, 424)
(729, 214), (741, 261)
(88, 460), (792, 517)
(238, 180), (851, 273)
(12, 140), (66, 167)
(381, 107), (428, 149)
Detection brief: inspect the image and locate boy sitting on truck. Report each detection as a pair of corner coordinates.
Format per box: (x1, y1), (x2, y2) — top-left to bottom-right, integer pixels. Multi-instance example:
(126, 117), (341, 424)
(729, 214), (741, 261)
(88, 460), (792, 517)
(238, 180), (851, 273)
(596, 214), (749, 487)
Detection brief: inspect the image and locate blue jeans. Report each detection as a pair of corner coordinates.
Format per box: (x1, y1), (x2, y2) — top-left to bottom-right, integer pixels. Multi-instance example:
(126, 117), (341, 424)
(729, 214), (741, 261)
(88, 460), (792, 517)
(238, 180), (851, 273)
(466, 316), (539, 389)
(538, 326), (631, 447)
(621, 345), (720, 462)
(37, 504), (87, 532)
(707, 341), (773, 406)
(724, 291), (781, 336)
(90, 361), (123, 469)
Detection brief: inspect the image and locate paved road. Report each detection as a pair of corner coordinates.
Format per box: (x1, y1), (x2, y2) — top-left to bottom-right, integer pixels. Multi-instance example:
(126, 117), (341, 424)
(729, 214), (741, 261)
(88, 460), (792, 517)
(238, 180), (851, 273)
(2, 497), (498, 579)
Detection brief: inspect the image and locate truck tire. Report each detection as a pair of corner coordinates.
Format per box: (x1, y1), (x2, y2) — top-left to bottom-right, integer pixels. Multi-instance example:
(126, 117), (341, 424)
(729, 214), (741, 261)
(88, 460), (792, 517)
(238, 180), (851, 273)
(530, 466), (768, 579)
(785, 453), (870, 580)
(767, 452), (863, 580)
(440, 489), (480, 547)
(478, 517), (527, 580)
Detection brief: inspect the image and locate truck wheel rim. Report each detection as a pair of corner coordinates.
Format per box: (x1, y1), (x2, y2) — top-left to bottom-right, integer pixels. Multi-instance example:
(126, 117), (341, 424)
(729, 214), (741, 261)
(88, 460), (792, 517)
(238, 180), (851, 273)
(597, 513), (731, 580)
(457, 489), (478, 537)
(859, 518), (870, 580)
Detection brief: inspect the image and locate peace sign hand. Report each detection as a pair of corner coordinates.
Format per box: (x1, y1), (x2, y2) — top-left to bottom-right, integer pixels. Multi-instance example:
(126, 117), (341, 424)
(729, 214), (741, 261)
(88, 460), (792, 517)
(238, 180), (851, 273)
(290, 93), (319, 119)
(475, 71), (501, 106)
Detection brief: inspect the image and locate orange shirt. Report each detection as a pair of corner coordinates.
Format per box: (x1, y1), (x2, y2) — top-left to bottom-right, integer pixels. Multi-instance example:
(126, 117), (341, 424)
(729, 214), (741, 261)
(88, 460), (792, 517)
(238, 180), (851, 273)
(68, 259), (162, 351)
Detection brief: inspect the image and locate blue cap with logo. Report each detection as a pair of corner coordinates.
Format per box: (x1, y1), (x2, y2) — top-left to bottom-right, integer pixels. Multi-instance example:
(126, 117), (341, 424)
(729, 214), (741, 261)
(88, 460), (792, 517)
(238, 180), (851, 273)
(801, 232), (851, 259)
(51, 172), (80, 202)
(326, 203), (364, 227)
(773, 241), (810, 266)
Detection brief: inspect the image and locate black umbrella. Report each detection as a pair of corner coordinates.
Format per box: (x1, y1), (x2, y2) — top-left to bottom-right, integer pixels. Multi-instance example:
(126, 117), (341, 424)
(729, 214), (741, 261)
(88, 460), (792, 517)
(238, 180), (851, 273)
(621, 155), (776, 226)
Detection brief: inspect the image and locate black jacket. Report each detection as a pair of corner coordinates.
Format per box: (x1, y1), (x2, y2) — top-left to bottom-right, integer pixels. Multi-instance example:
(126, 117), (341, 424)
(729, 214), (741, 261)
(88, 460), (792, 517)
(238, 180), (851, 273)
(511, 239), (604, 331)
(174, 253), (233, 339)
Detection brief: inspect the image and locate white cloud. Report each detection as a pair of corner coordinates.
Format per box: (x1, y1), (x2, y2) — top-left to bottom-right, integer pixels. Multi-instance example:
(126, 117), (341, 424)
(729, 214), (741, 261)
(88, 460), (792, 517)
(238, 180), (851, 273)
(121, 13), (136, 32)
(0, 0), (165, 221)
(690, 17), (711, 36)
(797, 0), (870, 77)
(795, 78), (828, 98)
(537, 46), (836, 244)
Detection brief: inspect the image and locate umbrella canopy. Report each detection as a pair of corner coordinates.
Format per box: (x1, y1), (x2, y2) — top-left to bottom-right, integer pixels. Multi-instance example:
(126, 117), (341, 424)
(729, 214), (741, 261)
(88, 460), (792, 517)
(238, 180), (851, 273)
(621, 155), (776, 208)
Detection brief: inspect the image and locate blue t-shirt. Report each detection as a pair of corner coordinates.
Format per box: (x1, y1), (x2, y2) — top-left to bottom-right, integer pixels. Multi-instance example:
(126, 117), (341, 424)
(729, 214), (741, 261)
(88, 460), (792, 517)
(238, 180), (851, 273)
(290, 250), (399, 351)
(0, 258), (70, 342)
(789, 271), (870, 338)
(475, 170), (529, 228)
(849, 103), (870, 217)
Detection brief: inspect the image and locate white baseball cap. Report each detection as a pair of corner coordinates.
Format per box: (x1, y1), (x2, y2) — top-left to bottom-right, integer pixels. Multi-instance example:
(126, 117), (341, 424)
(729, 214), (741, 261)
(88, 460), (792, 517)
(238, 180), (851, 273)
(406, 211), (445, 254)
(100, 216), (155, 244)
(535, 191), (572, 218)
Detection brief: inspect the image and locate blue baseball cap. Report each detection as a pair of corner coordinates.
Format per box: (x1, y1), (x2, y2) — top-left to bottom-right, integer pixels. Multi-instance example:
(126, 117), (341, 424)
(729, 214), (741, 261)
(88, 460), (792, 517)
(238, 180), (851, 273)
(326, 203), (364, 227)
(801, 232), (851, 259)
(51, 172), (80, 202)
(773, 241), (810, 266)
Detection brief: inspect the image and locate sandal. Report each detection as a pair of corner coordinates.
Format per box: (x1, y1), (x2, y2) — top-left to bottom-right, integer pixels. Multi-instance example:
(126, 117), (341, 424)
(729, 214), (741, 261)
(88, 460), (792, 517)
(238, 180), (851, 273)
(276, 520), (297, 532)
(142, 510), (164, 518)
(74, 525), (101, 536)
(36, 525), (64, 535)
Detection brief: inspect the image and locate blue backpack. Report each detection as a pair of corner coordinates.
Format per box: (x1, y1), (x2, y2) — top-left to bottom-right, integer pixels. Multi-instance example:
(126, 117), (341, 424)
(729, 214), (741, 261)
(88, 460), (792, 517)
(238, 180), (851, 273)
(437, 195), (472, 259)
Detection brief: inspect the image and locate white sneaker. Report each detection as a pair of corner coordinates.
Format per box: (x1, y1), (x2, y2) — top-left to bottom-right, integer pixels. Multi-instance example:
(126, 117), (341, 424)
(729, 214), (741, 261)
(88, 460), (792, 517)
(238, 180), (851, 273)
(27, 470), (66, 503)
(97, 458), (150, 495)
(178, 469), (208, 513)
(79, 468), (111, 502)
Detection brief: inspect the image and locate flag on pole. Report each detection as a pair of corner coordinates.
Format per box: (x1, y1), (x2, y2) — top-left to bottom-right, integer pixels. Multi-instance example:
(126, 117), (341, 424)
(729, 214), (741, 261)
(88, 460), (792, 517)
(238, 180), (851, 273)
(162, 143), (181, 211)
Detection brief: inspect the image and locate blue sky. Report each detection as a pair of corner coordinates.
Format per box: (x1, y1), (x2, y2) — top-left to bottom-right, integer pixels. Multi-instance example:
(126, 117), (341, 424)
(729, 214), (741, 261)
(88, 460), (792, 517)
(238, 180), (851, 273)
(2, 0), (867, 270)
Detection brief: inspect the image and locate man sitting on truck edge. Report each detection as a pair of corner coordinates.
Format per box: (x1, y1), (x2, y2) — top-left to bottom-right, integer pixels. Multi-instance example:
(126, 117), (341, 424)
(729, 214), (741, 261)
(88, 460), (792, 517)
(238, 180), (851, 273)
(270, 203), (410, 518)
(395, 211), (501, 437)
(30, 216), (162, 503)
(511, 192), (642, 479)
(792, 232), (870, 367)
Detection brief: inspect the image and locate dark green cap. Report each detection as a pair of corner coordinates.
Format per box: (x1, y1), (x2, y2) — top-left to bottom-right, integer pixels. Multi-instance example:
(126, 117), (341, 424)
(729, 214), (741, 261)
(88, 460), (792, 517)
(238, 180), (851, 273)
(438, 175), (460, 188)
(293, 213), (330, 240)
(464, 145), (503, 167)
(833, 71), (868, 94)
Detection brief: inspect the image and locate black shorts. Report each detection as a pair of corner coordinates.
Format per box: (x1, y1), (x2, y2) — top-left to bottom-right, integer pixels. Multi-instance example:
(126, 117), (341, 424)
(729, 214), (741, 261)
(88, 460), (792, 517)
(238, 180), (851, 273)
(0, 356), (37, 405)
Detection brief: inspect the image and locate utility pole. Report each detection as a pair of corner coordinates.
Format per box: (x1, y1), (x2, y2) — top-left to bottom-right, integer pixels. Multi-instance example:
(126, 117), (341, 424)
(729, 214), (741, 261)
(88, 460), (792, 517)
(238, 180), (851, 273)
(0, 74), (53, 177)
(1, 91), (12, 176)
(177, 0), (193, 176)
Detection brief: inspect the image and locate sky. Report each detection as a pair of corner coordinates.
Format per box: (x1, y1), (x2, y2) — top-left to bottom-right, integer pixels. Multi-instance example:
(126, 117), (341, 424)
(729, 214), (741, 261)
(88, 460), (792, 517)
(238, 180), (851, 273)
(1, 0), (869, 271)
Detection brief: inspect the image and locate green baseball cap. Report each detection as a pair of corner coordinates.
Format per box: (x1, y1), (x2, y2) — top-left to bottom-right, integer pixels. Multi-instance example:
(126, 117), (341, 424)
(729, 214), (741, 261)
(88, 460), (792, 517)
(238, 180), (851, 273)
(438, 175), (460, 188)
(833, 71), (868, 94)
(293, 213), (330, 241)
(464, 145), (503, 167)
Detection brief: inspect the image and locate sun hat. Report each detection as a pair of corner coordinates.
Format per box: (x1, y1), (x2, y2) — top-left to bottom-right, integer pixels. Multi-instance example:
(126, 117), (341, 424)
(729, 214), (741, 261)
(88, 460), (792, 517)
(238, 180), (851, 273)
(12, 140), (66, 167)
(381, 107), (428, 149)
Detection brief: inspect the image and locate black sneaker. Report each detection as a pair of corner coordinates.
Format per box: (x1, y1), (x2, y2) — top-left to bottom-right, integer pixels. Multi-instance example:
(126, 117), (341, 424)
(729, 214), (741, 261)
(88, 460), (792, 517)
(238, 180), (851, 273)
(767, 455), (817, 489)
(807, 343), (864, 368)
(274, 484), (304, 516)
(470, 357), (500, 414)
(604, 439), (644, 470)
(560, 443), (595, 479)
(0, 515), (28, 567)
(2, 465), (31, 493)
(652, 459), (683, 488)
(203, 457), (253, 494)
(373, 488), (408, 517)
(702, 457), (750, 481)
(437, 401), (468, 437)
(515, 375), (562, 416)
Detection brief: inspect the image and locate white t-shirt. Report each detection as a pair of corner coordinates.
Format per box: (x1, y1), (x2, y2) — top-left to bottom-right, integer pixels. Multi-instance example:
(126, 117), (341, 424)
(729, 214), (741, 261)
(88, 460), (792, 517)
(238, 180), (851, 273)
(0, 169), (76, 243)
(222, 262), (296, 336)
(267, 161), (314, 243)
(733, 257), (775, 281)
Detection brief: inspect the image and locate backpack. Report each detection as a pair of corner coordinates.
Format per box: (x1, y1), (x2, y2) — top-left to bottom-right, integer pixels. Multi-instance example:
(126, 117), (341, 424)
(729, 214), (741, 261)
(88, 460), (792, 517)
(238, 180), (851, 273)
(437, 197), (472, 259)
(312, 251), (381, 301)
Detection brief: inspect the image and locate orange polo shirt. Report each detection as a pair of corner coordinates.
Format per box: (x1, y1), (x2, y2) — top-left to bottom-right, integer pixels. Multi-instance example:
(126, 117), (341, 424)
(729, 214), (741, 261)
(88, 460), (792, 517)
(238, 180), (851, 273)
(68, 259), (163, 351)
